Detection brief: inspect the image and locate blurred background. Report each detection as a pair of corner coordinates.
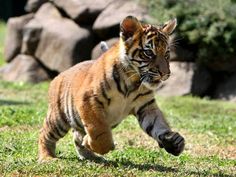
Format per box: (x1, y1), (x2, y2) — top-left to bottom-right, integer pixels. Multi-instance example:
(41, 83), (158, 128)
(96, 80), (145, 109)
(0, 0), (236, 102)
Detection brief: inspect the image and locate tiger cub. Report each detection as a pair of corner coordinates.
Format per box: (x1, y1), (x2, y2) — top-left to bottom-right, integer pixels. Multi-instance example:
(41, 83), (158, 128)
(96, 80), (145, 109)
(38, 16), (185, 162)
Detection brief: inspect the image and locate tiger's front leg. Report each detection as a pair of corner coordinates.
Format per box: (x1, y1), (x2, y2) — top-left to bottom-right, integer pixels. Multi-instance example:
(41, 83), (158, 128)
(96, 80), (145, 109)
(135, 99), (185, 156)
(78, 104), (115, 155)
(82, 129), (115, 155)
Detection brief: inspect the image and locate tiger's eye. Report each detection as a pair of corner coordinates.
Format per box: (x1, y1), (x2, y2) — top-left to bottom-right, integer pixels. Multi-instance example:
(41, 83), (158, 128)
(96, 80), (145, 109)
(144, 50), (155, 58)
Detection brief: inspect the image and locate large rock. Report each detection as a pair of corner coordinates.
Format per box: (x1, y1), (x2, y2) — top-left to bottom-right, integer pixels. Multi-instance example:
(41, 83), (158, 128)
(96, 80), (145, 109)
(157, 62), (195, 96)
(25, 0), (48, 12)
(30, 3), (94, 72)
(4, 14), (34, 62)
(91, 38), (119, 59)
(52, 0), (114, 24)
(93, 0), (150, 38)
(214, 73), (236, 102)
(21, 19), (43, 55)
(0, 54), (49, 83)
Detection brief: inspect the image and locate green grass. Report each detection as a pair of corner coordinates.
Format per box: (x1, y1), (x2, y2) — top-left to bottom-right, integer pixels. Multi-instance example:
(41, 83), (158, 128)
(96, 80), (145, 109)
(0, 80), (235, 176)
(0, 21), (6, 66)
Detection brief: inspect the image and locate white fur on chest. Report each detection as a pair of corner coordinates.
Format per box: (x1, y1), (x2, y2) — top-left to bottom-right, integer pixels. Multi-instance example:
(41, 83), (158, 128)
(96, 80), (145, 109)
(106, 94), (132, 127)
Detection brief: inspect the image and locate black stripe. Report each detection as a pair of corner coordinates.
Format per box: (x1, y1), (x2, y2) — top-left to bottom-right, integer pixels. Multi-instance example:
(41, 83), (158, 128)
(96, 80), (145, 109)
(130, 58), (142, 64)
(57, 122), (68, 135)
(57, 111), (69, 134)
(54, 124), (65, 137)
(74, 139), (81, 147)
(52, 115), (68, 137)
(72, 109), (83, 129)
(126, 85), (139, 97)
(145, 117), (156, 136)
(158, 31), (168, 40)
(138, 63), (149, 69)
(130, 58), (148, 64)
(46, 114), (66, 138)
(48, 131), (58, 141)
(112, 65), (125, 96)
(137, 99), (155, 118)
(138, 115), (145, 125)
(131, 48), (139, 58)
(100, 82), (111, 105)
(139, 52), (149, 61)
(71, 97), (85, 132)
(150, 40), (154, 48)
(139, 35), (143, 49)
(94, 97), (105, 108)
(74, 116), (84, 130)
(104, 73), (111, 90)
(60, 114), (69, 127)
(133, 91), (153, 101)
(152, 80), (161, 84)
(73, 112), (85, 133)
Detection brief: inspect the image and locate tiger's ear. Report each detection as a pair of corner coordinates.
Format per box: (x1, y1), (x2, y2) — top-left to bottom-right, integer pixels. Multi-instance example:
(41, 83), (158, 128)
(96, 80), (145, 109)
(120, 16), (142, 41)
(162, 18), (177, 35)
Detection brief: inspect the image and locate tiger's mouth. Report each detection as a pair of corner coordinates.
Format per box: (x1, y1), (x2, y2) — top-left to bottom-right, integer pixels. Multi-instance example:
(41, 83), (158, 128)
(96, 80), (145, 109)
(140, 72), (170, 90)
(140, 72), (169, 82)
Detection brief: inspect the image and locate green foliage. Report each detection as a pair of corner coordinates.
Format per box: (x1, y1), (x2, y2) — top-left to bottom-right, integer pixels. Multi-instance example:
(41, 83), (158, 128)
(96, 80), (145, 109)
(146, 0), (236, 65)
(0, 80), (235, 176)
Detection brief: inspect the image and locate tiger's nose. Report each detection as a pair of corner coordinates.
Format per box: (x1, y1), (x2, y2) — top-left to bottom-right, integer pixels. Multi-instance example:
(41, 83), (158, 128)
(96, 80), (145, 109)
(160, 72), (170, 81)
(160, 73), (170, 81)
(158, 69), (170, 80)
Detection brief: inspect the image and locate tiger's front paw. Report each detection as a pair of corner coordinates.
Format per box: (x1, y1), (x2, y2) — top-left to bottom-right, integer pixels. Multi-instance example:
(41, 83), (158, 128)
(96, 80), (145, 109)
(158, 131), (185, 156)
(82, 134), (115, 155)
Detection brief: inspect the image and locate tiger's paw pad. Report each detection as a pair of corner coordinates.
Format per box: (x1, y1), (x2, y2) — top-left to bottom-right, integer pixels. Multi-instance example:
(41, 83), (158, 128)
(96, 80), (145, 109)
(158, 131), (185, 156)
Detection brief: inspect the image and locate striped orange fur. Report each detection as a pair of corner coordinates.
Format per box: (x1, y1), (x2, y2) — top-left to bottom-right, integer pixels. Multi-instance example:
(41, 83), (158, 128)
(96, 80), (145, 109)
(38, 16), (185, 162)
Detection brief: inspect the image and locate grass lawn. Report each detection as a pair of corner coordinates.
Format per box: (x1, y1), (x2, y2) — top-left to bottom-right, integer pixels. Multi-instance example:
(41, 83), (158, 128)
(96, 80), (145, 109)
(0, 80), (235, 177)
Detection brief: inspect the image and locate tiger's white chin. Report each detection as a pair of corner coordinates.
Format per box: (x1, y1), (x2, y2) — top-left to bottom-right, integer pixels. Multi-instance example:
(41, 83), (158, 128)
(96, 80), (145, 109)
(143, 81), (162, 91)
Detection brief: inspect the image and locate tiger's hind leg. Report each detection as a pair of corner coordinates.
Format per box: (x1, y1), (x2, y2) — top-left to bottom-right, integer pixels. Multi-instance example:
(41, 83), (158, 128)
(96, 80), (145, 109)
(73, 130), (103, 161)
(38, 110), (70, 162)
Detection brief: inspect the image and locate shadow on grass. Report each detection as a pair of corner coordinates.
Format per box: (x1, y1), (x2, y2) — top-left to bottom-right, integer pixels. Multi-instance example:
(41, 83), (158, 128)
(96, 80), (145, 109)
(70, 157), (232, 177)
(60, 156), (177, 173)
(0, 99), (30, 106)
(103, 159), (177, 172)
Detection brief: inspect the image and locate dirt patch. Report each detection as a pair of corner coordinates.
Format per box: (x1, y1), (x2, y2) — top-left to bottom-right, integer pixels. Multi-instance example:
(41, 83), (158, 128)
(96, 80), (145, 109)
(0, 125), (9, 132)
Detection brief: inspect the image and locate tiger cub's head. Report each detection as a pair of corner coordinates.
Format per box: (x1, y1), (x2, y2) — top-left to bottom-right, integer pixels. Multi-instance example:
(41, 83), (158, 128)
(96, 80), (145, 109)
(119, 16), (177, 90)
